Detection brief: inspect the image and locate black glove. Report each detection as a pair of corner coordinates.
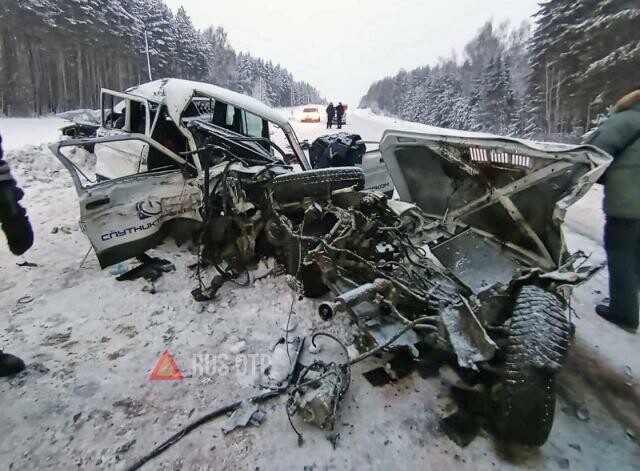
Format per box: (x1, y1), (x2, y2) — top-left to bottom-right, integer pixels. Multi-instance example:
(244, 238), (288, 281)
(0, 180), (34, 256)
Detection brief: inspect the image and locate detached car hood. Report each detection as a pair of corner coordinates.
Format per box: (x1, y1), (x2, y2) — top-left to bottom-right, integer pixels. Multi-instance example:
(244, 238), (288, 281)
(380, 130), (612, 269)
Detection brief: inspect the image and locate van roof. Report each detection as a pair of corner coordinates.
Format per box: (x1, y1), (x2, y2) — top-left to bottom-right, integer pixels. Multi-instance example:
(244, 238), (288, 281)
(125, 78), (289, 128)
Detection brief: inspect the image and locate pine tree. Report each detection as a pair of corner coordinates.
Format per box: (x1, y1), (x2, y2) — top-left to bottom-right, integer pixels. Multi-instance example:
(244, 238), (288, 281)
(0, 0), (323, 116)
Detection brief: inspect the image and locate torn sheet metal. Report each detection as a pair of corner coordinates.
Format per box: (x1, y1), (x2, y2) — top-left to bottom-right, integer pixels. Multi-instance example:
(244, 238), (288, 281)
(432, 231), (522, 294)
(222, 402), (266, 434)
(441, 304), (497, 370)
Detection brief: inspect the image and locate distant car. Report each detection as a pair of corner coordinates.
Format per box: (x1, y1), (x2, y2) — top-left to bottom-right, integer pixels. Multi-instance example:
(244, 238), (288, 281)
(301, 107), (321, 123)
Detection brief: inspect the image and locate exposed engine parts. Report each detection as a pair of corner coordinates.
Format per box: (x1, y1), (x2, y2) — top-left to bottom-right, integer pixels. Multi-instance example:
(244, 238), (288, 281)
(286, 333), (351, 445)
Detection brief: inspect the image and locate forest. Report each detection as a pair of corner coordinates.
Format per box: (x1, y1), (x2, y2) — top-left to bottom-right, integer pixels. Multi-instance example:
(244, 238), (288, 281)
(359, 0), (640, 140)
(0, 0), (323, 116)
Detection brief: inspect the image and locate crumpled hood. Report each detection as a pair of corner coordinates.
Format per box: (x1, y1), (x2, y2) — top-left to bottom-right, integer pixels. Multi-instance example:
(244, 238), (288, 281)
(380, 130), (612, 269)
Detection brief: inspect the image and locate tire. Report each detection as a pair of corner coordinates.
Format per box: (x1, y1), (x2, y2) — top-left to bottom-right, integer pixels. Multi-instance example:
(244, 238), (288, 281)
(270, 167), (364, 203)
(496, 285), (571, 446)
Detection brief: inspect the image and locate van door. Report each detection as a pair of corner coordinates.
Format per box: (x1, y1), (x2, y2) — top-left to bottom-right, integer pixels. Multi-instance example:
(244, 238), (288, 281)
(95, 91), (153, 180)
(51, 135), (202, 268)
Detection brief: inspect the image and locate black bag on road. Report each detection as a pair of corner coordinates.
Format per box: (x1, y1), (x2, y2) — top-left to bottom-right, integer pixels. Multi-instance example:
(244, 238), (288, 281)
(309, 133), (365, 169)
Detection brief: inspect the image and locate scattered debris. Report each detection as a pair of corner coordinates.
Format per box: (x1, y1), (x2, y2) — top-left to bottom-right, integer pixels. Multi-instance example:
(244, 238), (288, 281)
(385, 348), (416, 380)
(576, 407), (590, 422)
(51, 226), (59, 234)
(440, 409), (480, 447)
(16, 261), (38, 267)
(17, 296), (34, 305)
(568, 443), (582, 452)
(439, 365), (484, 393)
(142, 284), (156, 294)
(59, 225), (72, 234)
(116, 254), (174, 282)
(625, 428), (636, 440)
(326, 432), (340, 450)
(126, 337), (304, 470)
(115, 439), (137, 455)
(623, 365), (633, 378)
(162, 327), (176, 345)
(363, 367), (393, 387)
(308, 341), (322, 355)
(288, 359), (348, 429)
(287, 334), (350, 444)
(221, 402), (266, 434)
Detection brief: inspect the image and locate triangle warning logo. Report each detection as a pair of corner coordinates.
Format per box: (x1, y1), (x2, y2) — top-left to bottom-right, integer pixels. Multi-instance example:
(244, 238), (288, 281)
(150, 350), (184, 380)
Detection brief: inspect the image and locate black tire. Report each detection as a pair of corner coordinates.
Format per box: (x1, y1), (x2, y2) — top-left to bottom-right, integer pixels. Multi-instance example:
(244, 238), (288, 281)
(270, 167), (364, 203)
(496, 285), (571, 446)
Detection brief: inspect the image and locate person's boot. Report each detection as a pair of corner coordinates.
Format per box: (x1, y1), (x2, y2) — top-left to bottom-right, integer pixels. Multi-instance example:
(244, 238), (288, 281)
(0, 351), (26, 377)
(595, 305), (638, 333)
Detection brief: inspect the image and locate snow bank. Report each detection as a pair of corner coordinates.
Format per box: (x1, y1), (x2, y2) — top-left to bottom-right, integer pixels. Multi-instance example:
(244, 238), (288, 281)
(0, 117), (67, 151)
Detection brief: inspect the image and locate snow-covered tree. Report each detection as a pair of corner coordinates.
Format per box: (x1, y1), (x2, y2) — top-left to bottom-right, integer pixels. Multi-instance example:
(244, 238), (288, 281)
(0, 0), (323, 116)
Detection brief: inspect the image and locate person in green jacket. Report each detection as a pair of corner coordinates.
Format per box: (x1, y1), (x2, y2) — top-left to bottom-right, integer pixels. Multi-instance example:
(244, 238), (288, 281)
(588, 86), (640, 333)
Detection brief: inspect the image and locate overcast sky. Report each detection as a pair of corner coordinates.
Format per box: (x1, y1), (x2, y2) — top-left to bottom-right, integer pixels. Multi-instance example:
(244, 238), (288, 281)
(164, 0), (540, 104)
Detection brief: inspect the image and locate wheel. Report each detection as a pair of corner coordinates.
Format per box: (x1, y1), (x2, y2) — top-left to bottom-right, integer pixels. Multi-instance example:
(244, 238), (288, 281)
(496, 285), (571, 446)
(270, 167), (364, 203)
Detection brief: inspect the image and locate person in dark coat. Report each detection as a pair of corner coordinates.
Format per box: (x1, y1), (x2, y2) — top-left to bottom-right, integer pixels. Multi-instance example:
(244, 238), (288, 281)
(588, 85), (640, 333)
(326, 102), (335, 129)
(0, 133), (33, 375)
(336, 102), (345, 129)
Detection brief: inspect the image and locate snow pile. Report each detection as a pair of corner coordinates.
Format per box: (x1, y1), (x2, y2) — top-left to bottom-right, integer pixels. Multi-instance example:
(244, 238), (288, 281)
(0, 117), (67, 151)
(5, 143), (94, 190)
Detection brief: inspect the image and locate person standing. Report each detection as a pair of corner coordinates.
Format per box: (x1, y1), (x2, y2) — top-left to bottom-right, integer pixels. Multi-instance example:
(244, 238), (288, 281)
(326, 102), (335, 129)
(336, 102), (345, 129)
(0, 133), (34, 375)
(588, 85), (640, 333)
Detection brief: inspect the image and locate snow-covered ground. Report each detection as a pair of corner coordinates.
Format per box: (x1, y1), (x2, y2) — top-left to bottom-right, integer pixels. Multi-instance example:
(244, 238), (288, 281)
(0, 117), (68, 152)
(0, 111), (638, 470)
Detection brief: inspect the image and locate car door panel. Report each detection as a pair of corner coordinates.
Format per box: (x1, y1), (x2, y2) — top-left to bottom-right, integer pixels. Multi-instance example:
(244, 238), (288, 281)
(50, 136), (201, 268)
(360, 148), (395, 194)
(79, 170), (202, 267)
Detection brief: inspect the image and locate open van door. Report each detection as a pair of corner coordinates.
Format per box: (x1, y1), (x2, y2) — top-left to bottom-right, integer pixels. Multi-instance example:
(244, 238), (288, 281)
(95, 90), (154, 180)
(50, 134), (202, 268)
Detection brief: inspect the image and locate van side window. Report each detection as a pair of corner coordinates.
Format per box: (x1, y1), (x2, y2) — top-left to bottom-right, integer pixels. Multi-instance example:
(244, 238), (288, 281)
(128, 101), (147, 134)
(102, 94), (123, 129)
(243, 111), (267, 138)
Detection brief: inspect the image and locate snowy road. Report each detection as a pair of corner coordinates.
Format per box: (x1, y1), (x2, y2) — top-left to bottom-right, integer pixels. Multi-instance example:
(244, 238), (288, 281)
(0, 112), (638, 470)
